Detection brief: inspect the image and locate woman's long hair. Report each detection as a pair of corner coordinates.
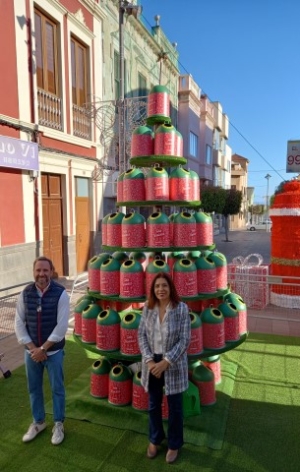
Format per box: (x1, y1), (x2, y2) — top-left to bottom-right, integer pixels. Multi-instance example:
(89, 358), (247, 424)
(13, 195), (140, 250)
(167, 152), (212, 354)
(147, 272), (180, 309)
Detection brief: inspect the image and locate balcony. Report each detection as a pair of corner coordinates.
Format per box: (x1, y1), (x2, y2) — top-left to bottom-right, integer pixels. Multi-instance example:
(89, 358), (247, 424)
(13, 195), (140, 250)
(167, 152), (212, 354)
(73, 104), (91, 140)
(37, 89), (62, 131)
(213, 149), (222, 167)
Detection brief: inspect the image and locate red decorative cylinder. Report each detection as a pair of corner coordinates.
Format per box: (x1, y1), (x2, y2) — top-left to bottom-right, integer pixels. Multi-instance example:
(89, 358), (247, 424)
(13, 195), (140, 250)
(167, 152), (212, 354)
(96, 307), (121, 351)
(173, 211), (197, 247)
(120, 259), (145, 298)
(120, 311), (141, 355)
(100, 257), (120, 296)
(132, 371), (149, 411)
(173, 258), (198, 297)
(194, 211), (214, 246)
(145, 166), (169, 201)
(101, 213), (110, 246)
(123, 168), (145, 202)
(90, 357), (111, 398)
(81, 304), (102, 344)
(224, 293), (247, 335)
(146, 211), (170, 247)
(201, 307), (225, 350)
(154, 123), (178, 156)
(187, 311), (203, 355)
(202, 356), (222, 385)
(218, 301), (240, 342)
(195, 255), (217, 294)
(147, 85), (170, 121)
(189, 169), (200, 201)
(122, 211), (146, 248)
(117, 171), (125, 203)
(192, 364), (216, 406)
(108, 364), (133, 406)
(73, 296), (95, 337)
(209, 252), (228, 290)
(131, 125), (154, 157)
(106, 212), (125, 247)
(88, 253), (111, 293)
(169, 167), (190, 201)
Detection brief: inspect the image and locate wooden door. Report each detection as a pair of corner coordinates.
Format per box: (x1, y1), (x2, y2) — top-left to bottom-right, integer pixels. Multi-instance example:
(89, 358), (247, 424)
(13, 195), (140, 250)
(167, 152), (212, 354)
(41, 174), (64, 276)
(75, 196), (90, 272)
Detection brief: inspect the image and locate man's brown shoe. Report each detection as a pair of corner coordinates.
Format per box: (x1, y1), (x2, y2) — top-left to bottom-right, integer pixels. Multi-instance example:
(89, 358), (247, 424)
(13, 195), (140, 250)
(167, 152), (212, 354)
(147, 443), (158, 459)
(166, 449), (178, 463)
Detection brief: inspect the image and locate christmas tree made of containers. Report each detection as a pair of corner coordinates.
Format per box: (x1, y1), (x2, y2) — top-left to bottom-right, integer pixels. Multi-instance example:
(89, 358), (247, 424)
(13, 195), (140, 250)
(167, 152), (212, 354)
(74, 85), (248, 413)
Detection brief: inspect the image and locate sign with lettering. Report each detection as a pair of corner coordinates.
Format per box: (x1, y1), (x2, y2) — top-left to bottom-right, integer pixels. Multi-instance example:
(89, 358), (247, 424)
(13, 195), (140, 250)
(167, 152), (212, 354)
(0, 135), (39, 171)
(286, 140), (300, 173)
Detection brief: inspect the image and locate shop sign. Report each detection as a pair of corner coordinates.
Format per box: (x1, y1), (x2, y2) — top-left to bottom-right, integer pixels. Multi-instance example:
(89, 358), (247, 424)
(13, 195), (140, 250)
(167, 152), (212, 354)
(0, 135), (39, 171)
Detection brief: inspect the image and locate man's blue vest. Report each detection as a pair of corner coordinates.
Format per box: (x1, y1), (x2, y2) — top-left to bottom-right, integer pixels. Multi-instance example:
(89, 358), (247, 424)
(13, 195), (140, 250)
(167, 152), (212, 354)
(23, 280), (66, 351)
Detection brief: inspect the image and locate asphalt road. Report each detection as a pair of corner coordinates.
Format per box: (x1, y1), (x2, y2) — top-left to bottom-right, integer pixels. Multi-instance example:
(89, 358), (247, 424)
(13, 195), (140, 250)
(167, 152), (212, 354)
(213, 229), (271, 265)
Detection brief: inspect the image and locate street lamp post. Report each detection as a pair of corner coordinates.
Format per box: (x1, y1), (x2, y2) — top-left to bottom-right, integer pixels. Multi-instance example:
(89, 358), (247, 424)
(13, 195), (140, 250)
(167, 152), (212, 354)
(265, 173), (271, 231)
(118, 1), (142, 174)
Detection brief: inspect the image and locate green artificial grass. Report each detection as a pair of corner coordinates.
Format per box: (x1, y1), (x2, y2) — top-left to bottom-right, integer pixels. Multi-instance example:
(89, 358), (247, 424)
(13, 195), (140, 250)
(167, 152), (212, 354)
(1, 333), (300, 472)
(45, 354), (237, 450)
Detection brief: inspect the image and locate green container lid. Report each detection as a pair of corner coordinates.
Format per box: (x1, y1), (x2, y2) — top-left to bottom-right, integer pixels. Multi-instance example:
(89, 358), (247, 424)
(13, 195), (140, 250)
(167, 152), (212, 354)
(118, 171), (126, 183)
(82, 304), (102, 319)
(120, 259), (143, 273)
(192, 363), (214, 382)
(190, 311), (202, 328)
(224, 293), (246, 310)
(201, 307), (224, 324)
(97, 307), (120, 326)
(91, 357), (111, 374)
(209, 251), (227, 267)
(129, 251), (146, 263)
(189, 169), (199, 180)
(194, 211), (212, 224)
(146, 259), (170, 274)
(132, 125), (153, 136)
(147, 211), (169, 224)
(74, 298), (95, 314)
(88, 252), (111, 269)
(107, 212), (125, 224)
(133, 370), (143, 386)
(188, 250), (201, 260)
(169, 212), (179, 223)
(188, 359), (201, 372)
(173, 258), (196, 272)
(112, 251), (129, 264)
(122, 211), (145, 225)
(100, 257), (121, 272)
(123, 168), (145, 180)
(155, 123), (176, 135)
(147, 166), (168, 178)
(150, 85), (170, 94)
(174, 211), (196, 224)
(121, 311), (141, 329)
(201, 249), (213, 258)
(109, 364), (132, 382)
(170, 167), (190, 179)
(195, 255), (215, 270)
(218, 301), (238, 318)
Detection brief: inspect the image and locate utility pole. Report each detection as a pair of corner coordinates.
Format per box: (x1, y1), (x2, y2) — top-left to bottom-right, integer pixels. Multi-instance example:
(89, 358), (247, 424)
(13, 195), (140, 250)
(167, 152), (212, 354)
(265, 173), (271, 231)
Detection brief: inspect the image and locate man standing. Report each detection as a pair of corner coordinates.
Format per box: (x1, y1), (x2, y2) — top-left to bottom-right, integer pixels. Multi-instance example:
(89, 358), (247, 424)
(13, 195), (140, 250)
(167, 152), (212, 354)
(15, 256), (70, 445)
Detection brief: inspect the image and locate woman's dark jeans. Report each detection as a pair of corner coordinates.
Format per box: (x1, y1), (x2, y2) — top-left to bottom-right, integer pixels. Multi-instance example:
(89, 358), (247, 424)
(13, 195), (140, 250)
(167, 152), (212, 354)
(148, 354), (183, 450)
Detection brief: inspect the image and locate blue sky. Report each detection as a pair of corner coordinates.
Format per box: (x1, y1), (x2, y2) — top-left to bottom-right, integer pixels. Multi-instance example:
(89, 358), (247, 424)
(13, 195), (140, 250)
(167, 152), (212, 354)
(140, 0), (300, 203)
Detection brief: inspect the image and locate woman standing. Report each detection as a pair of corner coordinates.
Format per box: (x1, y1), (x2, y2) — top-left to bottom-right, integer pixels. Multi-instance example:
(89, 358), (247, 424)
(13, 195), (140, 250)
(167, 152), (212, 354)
(138, 272), (191, 463)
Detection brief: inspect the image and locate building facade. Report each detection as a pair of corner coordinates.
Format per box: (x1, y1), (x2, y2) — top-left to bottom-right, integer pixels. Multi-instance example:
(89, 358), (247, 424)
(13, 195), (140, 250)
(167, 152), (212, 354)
(0, 0), (180, 287)
(230, 153), (249, 229)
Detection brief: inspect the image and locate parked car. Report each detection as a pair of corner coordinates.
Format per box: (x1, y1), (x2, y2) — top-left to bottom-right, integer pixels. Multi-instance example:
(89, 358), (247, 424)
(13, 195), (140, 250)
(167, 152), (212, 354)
(246, 220), (272, 231)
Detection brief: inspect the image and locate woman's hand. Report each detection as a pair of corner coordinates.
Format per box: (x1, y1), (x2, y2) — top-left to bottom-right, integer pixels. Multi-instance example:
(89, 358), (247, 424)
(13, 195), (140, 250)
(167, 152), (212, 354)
(149, 359), (169, 378)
